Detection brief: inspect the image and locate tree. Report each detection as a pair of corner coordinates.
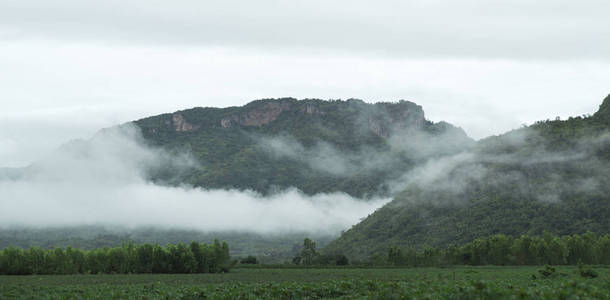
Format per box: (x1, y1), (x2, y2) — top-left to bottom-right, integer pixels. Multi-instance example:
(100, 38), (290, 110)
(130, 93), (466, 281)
(387, 246), (404, 266)
(300, 238), (318, 265)
(136, 244), (153, 273)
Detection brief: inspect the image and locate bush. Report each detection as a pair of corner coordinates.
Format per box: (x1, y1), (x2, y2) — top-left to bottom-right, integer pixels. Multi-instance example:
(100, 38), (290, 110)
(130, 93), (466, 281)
(240, 256), (258, 264)
(578, 264), (598, 279)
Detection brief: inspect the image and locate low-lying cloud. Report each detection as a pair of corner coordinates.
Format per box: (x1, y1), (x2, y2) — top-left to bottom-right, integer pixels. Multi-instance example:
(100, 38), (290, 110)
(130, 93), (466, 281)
(259, 135), (399, 177)
(258, 125), (473, 179)
(0, 124), (389, 235)
(387, 126), (610, 206)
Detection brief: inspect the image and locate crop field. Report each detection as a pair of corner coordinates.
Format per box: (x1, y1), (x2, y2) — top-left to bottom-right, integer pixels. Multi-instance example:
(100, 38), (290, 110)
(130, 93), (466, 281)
(1, 266), (610, 299)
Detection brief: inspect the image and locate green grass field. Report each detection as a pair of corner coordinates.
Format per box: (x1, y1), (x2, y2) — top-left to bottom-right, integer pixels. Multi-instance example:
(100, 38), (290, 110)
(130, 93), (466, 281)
(1, 266), (609, 299)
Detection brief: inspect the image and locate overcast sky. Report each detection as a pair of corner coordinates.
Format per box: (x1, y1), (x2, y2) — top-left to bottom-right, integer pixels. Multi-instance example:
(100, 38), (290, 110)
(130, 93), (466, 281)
(1, 0), (609, 167)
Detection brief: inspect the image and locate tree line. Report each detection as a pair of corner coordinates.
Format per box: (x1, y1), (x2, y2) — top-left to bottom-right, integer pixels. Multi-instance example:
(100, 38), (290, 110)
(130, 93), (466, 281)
(0, 240), (231, 275)
(292, 238), (349, 266)
(383, 232), (610, 267)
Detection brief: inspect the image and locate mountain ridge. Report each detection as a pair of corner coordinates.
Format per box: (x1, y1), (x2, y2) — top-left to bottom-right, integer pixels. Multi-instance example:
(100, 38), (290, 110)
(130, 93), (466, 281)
(133, 98), (473, 197)
(325, 96), (610, 259)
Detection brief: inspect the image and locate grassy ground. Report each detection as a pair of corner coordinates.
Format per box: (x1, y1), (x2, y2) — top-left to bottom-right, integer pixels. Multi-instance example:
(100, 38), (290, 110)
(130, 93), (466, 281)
(1, 266), (609, 299)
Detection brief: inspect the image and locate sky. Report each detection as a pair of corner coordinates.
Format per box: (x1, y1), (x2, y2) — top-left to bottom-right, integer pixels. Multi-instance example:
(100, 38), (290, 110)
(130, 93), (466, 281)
(1, 0), (610, 167)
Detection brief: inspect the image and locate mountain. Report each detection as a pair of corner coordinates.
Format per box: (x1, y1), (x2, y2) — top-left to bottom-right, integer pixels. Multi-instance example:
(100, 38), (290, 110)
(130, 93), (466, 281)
(0, 98), (472, 259)
(325, 96), (610, 259)
(134, 98), (473, 198)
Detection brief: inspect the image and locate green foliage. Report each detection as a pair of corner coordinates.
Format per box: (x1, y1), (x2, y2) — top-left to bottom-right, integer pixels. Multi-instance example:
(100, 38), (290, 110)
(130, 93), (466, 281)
(0, 241), (231, 275)
(299, 238), (318, 266)
(239, 255), (258, 264)
(0, 227), (332, 263)
(291, 238), (349, 266)
(135, 98), (471, 197)
(1, 267), (610, 299)
(578, 263), (599, 279)
(376, 233), (610, 267)
(536, 265), (566, 279)
(328, 97), (610, 259)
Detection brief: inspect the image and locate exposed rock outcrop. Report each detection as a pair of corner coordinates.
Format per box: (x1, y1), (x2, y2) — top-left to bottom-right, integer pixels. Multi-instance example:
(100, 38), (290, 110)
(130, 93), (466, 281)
(150, 98), (430, 136)
(221, 101), (293, 128)
(171, 113), (199, 132)
(299, 103), (322, 115)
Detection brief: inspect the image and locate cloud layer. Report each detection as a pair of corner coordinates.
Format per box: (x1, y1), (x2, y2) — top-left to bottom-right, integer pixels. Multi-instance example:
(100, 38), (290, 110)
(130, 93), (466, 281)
(2, 0), (610, 60)
(1, 0), (608, 172)
(0, 125), (389, 235)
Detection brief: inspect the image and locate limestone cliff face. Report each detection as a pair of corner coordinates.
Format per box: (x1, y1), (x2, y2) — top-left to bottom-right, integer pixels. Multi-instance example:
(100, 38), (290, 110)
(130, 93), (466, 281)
(170, 113), (199, 132)
(151, 98), (430, 137)
(299, 103), (321, 115)
(221, 101), (294, 128)
(132, 97), (474, 198)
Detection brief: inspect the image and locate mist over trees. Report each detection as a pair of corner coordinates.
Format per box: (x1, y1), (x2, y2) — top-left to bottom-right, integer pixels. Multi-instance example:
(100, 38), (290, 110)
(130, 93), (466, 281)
(327, 96), (610, 259)
(135, 98), (472, 198)
(0, 97), (468, 259)
(1, 96), (609, 263)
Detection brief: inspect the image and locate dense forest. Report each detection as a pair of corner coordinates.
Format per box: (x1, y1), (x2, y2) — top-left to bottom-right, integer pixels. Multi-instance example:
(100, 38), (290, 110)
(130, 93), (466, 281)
(0, 240), (231, 275)
(0, 227), (331, 264)
(2, 97), (609, 263)
(134, 98), (472, 198)
(327, 96), (610, 259)
(0, 98), (471, 260)
(381, 232), (610, 267)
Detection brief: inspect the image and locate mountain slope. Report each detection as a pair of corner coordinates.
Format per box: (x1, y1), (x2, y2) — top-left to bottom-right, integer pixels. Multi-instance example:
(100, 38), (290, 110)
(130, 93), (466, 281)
(0, 98), (473, 259)
(326, 96), (610, 259)
(134, 98), (473, 197)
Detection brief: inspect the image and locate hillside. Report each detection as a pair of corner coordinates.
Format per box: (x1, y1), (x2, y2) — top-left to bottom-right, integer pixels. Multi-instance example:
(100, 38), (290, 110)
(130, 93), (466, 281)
(0, 98), (472, 259)
(134, 98), (473, 197)
(325, 96), (610, 259)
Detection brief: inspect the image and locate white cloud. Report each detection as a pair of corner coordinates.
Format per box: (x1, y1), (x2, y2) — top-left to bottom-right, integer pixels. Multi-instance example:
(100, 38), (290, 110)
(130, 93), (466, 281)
(1, 0), (609, 60)
(0, 125), (389, 235)
(0, 1), (608, 166)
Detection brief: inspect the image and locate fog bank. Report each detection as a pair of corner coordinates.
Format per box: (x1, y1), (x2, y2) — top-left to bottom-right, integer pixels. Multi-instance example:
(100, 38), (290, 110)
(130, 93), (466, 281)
(0, 124), (389, 235)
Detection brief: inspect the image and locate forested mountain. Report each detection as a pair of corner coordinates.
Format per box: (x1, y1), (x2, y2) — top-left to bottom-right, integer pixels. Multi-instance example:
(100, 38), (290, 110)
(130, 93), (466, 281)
(0, 98), (471, 259)
(134, 98), (472, 197)
(326, 96), (610, 259)
(4, 96), (609, 262)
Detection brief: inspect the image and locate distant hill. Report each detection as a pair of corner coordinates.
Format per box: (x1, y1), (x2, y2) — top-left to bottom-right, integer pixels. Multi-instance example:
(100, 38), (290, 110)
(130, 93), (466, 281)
(134, 98), (473, 197)
(325, 96), (610, 259)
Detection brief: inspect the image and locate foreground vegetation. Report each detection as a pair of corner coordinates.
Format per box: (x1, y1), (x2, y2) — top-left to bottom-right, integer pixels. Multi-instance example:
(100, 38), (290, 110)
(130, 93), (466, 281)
(1, 267), (609, 299)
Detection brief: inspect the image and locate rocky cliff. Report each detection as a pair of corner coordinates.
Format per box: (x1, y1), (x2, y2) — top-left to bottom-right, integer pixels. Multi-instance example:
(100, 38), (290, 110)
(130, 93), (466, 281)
(134, 98), (471, 197)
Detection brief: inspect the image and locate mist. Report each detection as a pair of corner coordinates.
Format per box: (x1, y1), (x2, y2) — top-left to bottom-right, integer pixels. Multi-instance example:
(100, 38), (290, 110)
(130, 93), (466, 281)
(258, 123), (474, 181)
(259, 135), (399, 177)
(0, 124), (389, 235)
(387, 125), (610, 206)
